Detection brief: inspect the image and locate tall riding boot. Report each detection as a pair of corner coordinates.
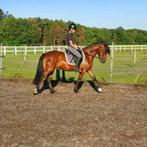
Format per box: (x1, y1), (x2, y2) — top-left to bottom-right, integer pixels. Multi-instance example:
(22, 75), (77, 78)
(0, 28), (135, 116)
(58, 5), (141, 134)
(75, 57), (81, 72)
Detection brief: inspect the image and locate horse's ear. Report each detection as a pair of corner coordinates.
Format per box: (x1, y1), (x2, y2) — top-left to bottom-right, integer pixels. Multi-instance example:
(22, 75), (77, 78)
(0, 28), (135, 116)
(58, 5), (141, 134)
(104, 44), (110, 55)
(107, 46), (111, 55)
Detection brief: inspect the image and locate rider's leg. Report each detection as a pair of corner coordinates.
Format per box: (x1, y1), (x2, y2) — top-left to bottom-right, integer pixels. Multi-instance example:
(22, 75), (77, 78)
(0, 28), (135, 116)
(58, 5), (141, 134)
(67, 47), (82, 71)
(74, 56), (82, 71)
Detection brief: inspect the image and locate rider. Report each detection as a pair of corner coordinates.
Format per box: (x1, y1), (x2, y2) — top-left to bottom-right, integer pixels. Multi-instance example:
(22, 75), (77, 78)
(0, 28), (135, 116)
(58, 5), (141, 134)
(66, 22), (82, 72)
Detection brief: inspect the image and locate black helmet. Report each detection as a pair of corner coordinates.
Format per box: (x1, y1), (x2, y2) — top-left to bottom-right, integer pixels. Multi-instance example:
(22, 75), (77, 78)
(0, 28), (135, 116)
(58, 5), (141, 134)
(69, 23), (77, 30)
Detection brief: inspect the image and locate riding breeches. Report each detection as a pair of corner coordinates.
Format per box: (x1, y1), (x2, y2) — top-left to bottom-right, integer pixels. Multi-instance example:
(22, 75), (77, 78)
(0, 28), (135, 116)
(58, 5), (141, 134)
(67, 46), (82, 59)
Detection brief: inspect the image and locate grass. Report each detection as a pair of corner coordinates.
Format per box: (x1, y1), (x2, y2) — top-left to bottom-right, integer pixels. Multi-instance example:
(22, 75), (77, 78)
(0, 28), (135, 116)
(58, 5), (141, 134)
(1, 50), (147, 84)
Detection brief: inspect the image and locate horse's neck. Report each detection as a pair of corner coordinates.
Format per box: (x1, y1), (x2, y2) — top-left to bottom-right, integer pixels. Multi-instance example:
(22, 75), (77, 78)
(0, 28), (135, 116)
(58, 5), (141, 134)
(83, 46), (97, 62)
(84, 44), (98, 55)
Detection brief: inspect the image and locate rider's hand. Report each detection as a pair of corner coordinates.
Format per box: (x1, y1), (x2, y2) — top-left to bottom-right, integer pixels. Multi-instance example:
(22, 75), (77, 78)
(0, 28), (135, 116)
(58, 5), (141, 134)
(73, 44), (78, 49)
(69, 40), (78, 49)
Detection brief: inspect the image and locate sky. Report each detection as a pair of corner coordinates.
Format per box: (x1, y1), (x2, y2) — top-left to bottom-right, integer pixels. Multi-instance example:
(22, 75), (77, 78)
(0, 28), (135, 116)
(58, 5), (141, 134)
(0, 0), (147, 30)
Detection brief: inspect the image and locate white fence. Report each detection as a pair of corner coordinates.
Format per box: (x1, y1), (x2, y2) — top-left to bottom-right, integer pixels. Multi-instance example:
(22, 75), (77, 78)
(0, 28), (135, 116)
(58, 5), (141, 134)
(0, 45), (147, 56)
(0, 45), (147, 82)
(0, 44), (3, 76)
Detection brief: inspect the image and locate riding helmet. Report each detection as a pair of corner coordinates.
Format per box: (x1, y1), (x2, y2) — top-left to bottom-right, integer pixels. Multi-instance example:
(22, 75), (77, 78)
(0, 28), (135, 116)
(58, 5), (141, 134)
(69, 23), (77, 30)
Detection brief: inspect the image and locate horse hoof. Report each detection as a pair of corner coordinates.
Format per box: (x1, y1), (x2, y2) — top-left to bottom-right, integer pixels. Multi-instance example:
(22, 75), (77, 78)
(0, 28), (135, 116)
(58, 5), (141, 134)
(74, 88), (79, 93)
(97, 87), (103, 93)
(50, 89), (55, 94)
(33, 88), (39, 95)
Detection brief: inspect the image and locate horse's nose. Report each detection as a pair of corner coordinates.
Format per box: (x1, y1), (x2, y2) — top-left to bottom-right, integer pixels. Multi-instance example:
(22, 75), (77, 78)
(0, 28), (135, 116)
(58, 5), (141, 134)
(100, 59), (106, 63)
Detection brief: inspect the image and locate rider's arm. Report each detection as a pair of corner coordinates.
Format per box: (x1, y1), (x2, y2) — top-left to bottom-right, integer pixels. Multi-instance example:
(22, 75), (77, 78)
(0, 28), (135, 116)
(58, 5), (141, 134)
(69, 40), (78, 49)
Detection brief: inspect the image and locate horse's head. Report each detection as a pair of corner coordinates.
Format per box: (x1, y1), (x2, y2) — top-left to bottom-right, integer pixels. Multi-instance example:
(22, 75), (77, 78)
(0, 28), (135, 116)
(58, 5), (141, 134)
(97, 43), (110, 63)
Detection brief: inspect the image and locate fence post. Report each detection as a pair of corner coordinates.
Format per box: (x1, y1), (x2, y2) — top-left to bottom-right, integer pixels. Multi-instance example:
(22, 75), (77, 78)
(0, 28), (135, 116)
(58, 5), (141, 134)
(51, 46), (53, 51)
(34, 46), (37, 54)
(4, 46), (6, 56)
(14, 46), (17, 55)
(124, 45), (126, 51)
(120, 46), (122, 52)
(43, 46), (45, 53)
(110, 42), (114, 82)
(0, 43), (3, 77)
(131, 45), (133, 52)
(24, 46), (27, 63)
(140, 45), (143, 52)
(133, 48), (136, 64)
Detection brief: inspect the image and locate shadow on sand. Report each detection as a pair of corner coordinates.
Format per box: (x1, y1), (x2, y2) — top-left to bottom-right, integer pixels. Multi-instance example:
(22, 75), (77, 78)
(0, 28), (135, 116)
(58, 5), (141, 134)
(38, 78), (99, 94)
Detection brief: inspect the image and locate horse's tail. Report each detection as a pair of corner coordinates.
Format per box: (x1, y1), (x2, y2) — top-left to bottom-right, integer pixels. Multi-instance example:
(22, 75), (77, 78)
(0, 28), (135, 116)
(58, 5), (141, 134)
(33, 54), (45, 85)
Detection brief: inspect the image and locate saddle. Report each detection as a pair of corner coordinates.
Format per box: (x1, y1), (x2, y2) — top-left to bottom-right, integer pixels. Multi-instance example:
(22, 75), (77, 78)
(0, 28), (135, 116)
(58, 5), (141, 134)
(65, 48), (85, 65)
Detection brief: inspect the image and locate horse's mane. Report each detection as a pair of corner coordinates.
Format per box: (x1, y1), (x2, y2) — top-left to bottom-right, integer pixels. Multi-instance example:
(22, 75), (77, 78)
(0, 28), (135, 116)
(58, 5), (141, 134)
(83, 42), (110, 54)
(83, 42), (99, 50)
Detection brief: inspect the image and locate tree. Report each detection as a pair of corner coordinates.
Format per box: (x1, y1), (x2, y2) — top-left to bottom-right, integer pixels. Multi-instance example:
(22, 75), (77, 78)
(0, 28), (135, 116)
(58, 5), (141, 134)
(112, 27), (128, 44)
(0, 9), (4, 20)
(1, 8), (147, 45)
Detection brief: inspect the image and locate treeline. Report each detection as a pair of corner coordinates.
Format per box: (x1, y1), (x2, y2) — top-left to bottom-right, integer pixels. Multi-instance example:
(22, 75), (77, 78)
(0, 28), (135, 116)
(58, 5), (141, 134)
(0, 9), (147, 45)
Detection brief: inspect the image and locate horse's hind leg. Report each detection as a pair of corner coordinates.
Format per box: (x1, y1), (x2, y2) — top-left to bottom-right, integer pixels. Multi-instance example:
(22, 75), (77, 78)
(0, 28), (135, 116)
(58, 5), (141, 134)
(34, 74), (47, 95)
(46, 69), (55, 93)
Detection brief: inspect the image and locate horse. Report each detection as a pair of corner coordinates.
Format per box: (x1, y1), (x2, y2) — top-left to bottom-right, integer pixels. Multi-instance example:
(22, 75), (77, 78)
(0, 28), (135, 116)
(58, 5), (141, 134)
(33, 42), (110, 94)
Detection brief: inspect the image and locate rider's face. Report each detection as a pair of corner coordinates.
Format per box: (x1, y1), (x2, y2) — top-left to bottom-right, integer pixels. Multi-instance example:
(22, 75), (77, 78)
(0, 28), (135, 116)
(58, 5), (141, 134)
(71, 29), (76, 33)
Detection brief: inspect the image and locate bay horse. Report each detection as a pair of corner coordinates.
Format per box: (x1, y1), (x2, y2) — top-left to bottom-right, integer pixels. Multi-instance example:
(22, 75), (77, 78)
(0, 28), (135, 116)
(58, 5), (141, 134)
(33, 42), (110, 94)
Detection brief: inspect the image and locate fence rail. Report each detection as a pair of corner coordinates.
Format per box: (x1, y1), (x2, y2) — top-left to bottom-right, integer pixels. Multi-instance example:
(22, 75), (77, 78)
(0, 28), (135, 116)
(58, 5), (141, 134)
(0, 45), (147, 55)
(0, 45), (147, 83)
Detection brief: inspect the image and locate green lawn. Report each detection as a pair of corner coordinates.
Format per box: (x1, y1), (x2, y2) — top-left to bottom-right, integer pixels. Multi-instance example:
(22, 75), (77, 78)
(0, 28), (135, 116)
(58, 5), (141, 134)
(2, 50), (147, 84)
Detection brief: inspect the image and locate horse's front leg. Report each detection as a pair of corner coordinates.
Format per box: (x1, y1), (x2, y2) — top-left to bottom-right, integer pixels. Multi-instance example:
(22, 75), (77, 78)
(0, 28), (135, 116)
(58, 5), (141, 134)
(87, 70), (103, 93)
(74, 71), (85, 93)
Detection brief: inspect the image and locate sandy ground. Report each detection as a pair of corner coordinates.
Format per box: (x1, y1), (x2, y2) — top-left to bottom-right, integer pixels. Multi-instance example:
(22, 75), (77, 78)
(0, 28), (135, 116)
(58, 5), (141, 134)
(0, 79), (147, 147)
